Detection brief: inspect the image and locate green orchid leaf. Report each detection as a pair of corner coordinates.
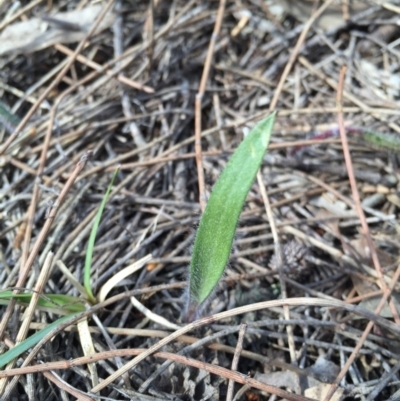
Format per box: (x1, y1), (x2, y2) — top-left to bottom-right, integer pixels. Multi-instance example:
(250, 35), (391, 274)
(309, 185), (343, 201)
(186, 113), (275, 320)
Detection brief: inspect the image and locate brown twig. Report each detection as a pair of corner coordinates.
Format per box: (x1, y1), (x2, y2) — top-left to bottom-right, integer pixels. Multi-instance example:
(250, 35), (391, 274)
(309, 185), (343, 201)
(323, 64), (400, 401)
(1, 338), (94, 401)
(0, 0), (115, 155)
(325, 263), (400, 401)
(336, 69), (400, 324)
(0, 252), (54, 395)
(2, 2), (399, 397)
(3, 4), (116, 351)
(54, 44), (154, 93)
(0, 151), (92, 340)
(0, 347), (315, 401)
(90, 296), (400, 393)
(105, 138), (343, 169)
(269, 0), (335, 110)
(144, 0), (155, 71)
(195, 0), (226, 211)
(298, 55), (400, 134)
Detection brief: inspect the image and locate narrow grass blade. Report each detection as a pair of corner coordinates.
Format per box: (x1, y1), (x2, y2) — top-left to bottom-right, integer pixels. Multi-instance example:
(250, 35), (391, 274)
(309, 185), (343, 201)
(84, 167), (119, 303)
(0, 291), (85, 313)
(363, 130), (400, 151)
(0, 101), (20, 133)
(186, 113), (275, 320)
(0, 313), (78, 369)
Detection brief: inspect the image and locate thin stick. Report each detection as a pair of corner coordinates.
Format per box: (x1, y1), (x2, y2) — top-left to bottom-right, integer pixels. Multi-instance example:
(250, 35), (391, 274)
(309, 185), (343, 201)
(0, 252), (54, 395)
(2, 297), (397, 395)
(195, 0), (226, 211)
(144, 0), (155, 70)
(323, 65), (400, 401)
(54, 44), (154, 93)
(226, 324), (247, 401)
(0, 0), (115, 155)
(42, 370), (94, 401)
(89, 296), (400, 393)
(1, 339), (93, 401)
(78, 108), (346, 180)
(4, 1), (116, 341)
(324, 263), (400, 401)
(269, 0), (335, 110)
(3, 294), (397, 391)
(335, 66), (400, 315)
(0, 348), (313, 401)
(257, 172), (296, 363)
(16, 0), (115, 283)
(0, 151), (92, 339)
(365, 359), (400, 401)
(26, 319), (332, 376)
(102, 138), (342, 170)
(298, 55), (400, 134)
(336, 70), (400, 324)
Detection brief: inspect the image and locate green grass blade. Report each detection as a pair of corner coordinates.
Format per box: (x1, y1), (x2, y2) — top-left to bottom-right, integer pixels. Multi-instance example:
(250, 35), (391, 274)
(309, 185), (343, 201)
(0, 291), (85, 313)
(0, 101), (20, 133)
(187, 113), (275, 320)
(363, 130), (400, 151)
(0, 313), (78, 369)
(84, 168), (119, 303)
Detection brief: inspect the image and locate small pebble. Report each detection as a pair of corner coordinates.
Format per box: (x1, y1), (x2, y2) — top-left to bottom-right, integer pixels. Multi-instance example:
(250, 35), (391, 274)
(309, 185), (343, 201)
(376, 184), (390, 194)
(362, 185), (376, 193)
(381, 174), (398, 188)
(361, 193), (386, 208)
